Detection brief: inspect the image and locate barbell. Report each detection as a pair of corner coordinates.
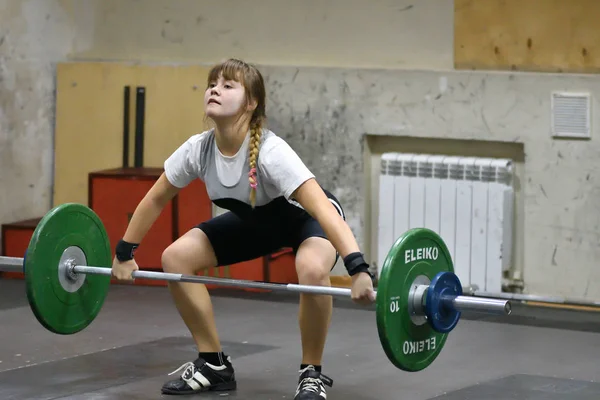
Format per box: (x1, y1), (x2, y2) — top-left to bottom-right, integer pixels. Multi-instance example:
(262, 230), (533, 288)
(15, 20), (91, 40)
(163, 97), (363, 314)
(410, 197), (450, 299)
(0, 203), (511, 372)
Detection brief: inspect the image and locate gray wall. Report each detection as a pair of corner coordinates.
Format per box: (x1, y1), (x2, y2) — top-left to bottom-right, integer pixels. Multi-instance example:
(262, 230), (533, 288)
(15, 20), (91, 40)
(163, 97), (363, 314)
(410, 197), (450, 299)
(261, 65), (600, 300)
(0, 0), (76, 224)
(0, 0), (453, 233)
(1, 0), (599, 301)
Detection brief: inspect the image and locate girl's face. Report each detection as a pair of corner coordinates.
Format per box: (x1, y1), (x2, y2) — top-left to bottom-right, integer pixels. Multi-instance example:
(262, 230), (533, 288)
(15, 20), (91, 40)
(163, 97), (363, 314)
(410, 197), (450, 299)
(204, 74), (247, 121)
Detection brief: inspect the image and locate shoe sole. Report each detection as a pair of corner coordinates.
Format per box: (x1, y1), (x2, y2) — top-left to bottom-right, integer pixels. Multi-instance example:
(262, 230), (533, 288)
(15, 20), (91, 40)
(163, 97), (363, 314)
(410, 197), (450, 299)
(161, 381), (237, 395)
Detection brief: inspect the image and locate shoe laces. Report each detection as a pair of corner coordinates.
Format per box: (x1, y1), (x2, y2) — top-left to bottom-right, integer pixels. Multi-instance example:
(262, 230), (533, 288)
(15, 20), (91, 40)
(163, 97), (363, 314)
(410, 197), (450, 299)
(168, 361), (195, 380)
(299, 377), (324, 394)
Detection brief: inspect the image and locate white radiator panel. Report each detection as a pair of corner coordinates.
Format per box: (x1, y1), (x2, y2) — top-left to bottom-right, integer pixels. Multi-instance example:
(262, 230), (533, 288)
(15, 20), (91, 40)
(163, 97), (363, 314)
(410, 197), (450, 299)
(377, 153), (514, 292)
(377, 154), (397, 275)
(393, 154), (411, 239)
(408, 156), (426, 229)
(439, 157), (458, 264)
(470, 159), (490, 290)
(487, 161), (515, 291)
(424, 156), (443, 233)
(486, 180), (506, 293)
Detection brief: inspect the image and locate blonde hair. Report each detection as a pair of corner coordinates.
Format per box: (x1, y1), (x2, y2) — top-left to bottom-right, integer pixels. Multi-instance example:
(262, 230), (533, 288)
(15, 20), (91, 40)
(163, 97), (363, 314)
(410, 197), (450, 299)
(207, 59), (266, 207)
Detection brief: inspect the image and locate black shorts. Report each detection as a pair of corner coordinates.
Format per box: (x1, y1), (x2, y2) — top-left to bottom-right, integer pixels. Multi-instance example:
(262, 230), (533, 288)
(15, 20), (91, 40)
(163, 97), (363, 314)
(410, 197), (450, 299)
(195, 190), (345, 269)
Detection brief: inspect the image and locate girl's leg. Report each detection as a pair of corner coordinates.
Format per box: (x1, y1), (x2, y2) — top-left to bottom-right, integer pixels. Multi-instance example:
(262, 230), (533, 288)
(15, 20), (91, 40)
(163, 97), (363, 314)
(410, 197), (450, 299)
(295, 236), (337, 367)
(161, 211), (282, 395)
(161, 227), (221, 353)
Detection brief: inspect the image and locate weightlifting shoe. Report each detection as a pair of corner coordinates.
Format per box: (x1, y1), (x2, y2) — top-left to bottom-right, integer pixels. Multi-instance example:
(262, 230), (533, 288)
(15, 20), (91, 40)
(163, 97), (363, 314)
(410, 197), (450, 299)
(294, 365), (333, 399)
(161, 355), (236, 395)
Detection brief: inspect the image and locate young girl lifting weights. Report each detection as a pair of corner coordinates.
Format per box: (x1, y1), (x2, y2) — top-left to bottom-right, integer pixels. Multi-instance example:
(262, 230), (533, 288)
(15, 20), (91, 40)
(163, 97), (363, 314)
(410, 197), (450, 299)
(111, 58), (375, 399)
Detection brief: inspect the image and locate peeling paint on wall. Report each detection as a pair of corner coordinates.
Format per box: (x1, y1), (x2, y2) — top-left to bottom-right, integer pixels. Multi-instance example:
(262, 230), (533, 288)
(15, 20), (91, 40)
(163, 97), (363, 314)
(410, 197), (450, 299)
(0, 0), (76, 225)
(260, 65), (600, 300)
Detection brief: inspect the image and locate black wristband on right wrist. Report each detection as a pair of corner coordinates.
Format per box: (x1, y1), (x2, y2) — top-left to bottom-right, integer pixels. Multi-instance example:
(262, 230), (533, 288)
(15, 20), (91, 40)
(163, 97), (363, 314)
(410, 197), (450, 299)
(115, 239), (139, 262)
(343, 252), (371, 277)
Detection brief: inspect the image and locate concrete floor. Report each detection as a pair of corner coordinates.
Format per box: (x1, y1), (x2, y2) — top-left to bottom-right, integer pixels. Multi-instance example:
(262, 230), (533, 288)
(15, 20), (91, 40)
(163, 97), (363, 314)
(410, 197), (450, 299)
(0, 278), (599, 399)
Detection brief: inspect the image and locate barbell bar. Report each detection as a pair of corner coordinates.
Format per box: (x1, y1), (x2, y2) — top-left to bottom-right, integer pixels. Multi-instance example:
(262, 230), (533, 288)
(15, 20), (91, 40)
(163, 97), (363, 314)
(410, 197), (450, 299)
(472, 289), (600, 308)
(0, 257), (511, 315)
(1, 202), (513, 373)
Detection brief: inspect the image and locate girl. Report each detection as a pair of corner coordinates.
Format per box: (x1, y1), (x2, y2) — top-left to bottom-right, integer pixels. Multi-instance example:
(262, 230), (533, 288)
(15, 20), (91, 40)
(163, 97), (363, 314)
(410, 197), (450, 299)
(111, 58), (375, 399)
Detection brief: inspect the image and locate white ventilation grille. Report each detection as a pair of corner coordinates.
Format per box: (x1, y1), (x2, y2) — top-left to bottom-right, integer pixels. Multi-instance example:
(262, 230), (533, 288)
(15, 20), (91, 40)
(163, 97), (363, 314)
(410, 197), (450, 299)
(551, 92), (591, 139)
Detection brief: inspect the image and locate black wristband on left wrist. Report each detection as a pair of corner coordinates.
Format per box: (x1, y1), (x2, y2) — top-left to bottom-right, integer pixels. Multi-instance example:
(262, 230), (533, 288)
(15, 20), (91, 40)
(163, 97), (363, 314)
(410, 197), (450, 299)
(343, 252), (371, 277)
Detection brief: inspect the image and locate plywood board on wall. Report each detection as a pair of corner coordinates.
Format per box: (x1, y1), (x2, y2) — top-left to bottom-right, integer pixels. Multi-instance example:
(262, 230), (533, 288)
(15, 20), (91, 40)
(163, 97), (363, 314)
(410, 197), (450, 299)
(53, 62), (211, 206)
(454, 0), (600, 73)
(133, 66), (212, 167)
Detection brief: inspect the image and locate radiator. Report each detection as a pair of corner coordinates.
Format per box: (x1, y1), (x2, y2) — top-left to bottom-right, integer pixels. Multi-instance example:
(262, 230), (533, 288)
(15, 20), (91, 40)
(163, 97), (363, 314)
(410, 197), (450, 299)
(377, 153), (514, 293)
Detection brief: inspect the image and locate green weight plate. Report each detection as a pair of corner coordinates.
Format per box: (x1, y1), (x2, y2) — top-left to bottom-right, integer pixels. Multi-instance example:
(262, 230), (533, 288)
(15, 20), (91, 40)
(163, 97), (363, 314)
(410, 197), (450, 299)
(25, 203), (112, 335)
(376, 228), (454, 372)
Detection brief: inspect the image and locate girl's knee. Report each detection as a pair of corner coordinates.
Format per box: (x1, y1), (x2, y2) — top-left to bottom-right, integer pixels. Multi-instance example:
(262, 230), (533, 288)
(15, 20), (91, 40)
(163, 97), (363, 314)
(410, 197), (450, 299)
(162, 229), (217, 274)
(296, 255), (331, 285)
(161, 245), (183, 274)
(295, 237), (336, 285)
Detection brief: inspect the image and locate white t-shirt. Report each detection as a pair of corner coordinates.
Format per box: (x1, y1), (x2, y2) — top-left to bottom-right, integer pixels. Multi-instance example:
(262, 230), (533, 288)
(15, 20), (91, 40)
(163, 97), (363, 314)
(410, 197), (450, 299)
(164, 128), (315, 207)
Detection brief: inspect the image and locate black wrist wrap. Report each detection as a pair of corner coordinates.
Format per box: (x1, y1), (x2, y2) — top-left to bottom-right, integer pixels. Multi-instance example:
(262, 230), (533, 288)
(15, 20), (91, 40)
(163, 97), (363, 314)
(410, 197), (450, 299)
(343, 252), (370, 276)
(115, 239), (139, 262)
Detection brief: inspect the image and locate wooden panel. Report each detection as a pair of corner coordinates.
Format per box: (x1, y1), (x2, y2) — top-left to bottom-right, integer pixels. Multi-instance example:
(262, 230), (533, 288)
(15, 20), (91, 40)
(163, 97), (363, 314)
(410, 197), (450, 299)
(54, 62), (136, 206)
(454, 0), (600, 73)
(53, 62), (211, 206)
(135, 65), (212, 167)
